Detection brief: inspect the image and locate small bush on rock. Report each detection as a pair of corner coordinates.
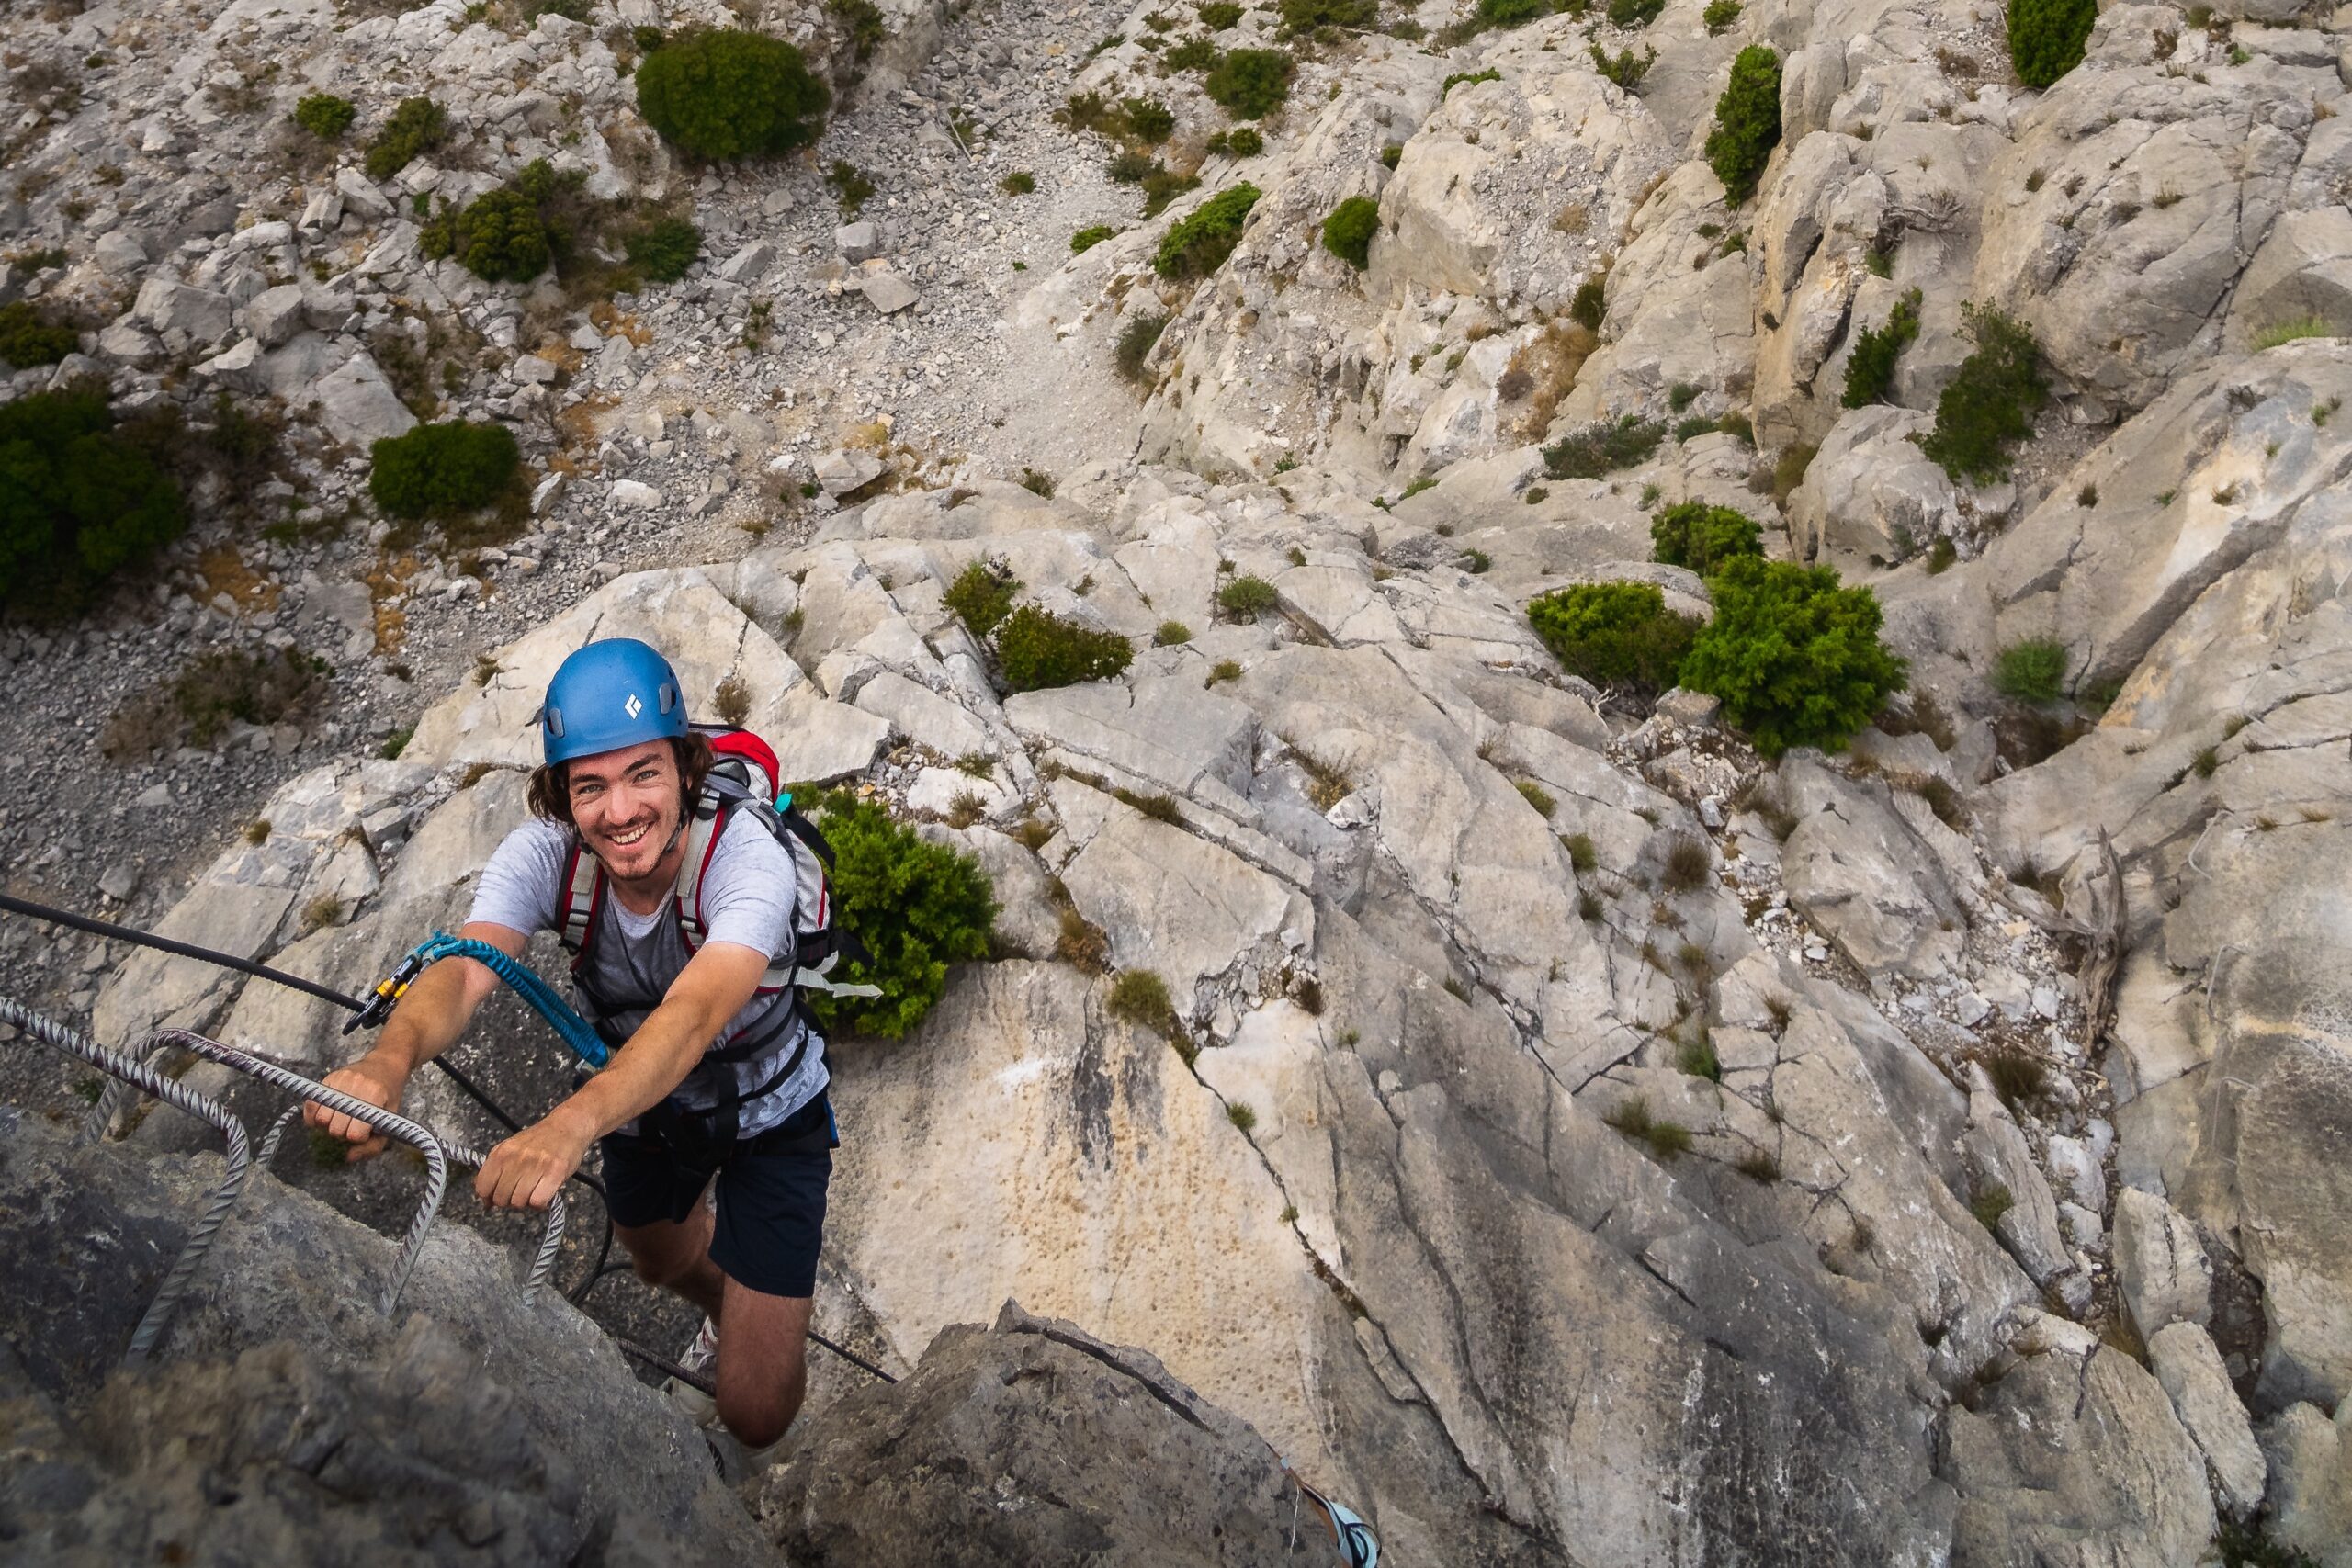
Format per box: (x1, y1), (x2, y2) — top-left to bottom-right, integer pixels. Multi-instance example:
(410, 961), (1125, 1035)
(1282, 0), (1375, 28)
(636, 28), (830, 161)
(1607, 0), (1666, 22)
(1155, 182), (1261, 277)
(1589, 42), (1657, 90)
(1479, 0), (1546, 26)
(800, 791), (996, 1039)
(1526, 581), (1699, 694)
(0, 300), (77, 367)
(421, 184), (550, 283)
(364, 96), (447, 181)
(1840, 287), (1921, 408)
(624, 215), (702, 282)
(1115, 312), (1170, 381)
(1543, 414), (1666, 479)
(1204, 49), (1294, 117)
(1569, 276), (1606, 330)
(944, 560), (1021, 636)
(368, 420), (520, 519)
(292, 93), (356, 140)
(1218, 573), (1280, 621)
(1320, 196), (1380, 269)
(995, 605), (1136, 692)
(1225, 126), (1264, 155)
(1071, 223), (1119, 254)
(0, 387), (184, 610)
(1677, 556), (1907, 754)
(1918, 302), (2045, 483)
(1704, 46), (1781, 204)
(1993, 638), (2068, 703)
(2007, 0), (2095, 88)
(1199, 0), (1244, 24)
(1650, 502), (1761, 573)
(1124, 96), (1176, 142)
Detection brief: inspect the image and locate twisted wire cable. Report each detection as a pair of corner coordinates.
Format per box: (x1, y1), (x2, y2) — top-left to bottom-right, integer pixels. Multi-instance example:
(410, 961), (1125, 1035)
(0, 998), (253, 1362)
(150, 1030), (452, 1316)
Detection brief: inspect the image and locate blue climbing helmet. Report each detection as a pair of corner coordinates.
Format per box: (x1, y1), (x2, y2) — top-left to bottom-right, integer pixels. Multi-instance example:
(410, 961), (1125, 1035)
(540, 637), (688, 765)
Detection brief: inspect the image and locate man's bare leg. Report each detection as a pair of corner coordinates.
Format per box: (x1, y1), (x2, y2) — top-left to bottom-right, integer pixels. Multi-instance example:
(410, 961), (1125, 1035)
(616, 1204), (728, 1323)
(713, 1275), (812, 1450)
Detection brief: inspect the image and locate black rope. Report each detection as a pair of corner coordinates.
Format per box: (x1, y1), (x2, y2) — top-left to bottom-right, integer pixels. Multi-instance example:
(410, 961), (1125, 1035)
(0, 889), (892, 1383)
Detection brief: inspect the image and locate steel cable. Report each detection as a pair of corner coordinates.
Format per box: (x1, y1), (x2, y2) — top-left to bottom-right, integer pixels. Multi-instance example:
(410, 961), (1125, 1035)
(0, 999), (254, 1362)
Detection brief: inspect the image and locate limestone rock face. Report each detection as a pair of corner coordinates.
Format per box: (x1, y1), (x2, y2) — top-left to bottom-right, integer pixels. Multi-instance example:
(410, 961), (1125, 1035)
(0, 1105), (772, 1563)
(760, 1302), (1320, 1567)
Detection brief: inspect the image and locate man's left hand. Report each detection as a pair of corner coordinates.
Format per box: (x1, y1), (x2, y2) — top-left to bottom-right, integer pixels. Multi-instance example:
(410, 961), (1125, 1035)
(475, 1120), (591, 1212)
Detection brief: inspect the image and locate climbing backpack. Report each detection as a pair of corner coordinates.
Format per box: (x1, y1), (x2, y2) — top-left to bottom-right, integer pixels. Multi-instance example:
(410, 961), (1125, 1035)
(553, 722), (875, 1163)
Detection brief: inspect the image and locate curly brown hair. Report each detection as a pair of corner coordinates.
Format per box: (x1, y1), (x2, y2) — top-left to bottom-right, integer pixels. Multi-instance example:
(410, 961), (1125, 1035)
(526, 732), (716, 827)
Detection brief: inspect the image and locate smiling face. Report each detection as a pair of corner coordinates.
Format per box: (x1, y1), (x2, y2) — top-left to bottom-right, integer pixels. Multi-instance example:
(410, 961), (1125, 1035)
(565, 739), (688, 887)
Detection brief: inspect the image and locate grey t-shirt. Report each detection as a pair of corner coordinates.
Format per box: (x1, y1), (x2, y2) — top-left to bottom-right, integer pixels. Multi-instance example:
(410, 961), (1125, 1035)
(468, 809), (825, 1137)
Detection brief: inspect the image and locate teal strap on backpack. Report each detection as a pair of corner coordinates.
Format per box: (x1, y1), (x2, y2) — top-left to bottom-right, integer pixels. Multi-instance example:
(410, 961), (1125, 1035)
(345, 931), (609, 1069)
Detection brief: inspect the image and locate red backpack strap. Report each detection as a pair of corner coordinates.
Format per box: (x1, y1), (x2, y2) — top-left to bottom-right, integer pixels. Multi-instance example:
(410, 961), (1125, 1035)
(558, 839), (604, 961)
(673, 786), (797, 1003)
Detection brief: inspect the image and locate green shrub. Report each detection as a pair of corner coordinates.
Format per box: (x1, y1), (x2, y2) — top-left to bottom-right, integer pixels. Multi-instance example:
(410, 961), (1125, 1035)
(1705, 46), (1781, 204)
(1108, 968), (1186, 1038)
(0, 301), (78, 367)
(1320, 196), (1379, 269)
(368, 421), (520, 518)
(1204, 48), (1294, 117)
(1155, 619), (1193, 645)
(636, 28), (829, 160)
(1071, 224), (1119, 254)
(2007, 0), (2095, 88)
(1141, 167), (1202, 217)
(1199, 0), (1244, 23)
(624, 215), (702, 281)
(1116, 312), (1170, 382)
(1702, 0), (1740, 32)
(1678, 557), (1907, 754)
(1479, 0), (1546, 25)
(1841, 287), (1921, 409)
(1226, 126), (1264, 155)
(1281, 0), (1374, 27)
(826, 161), (876, 213)
(292, 93), (356, 140)
(1163, 35), (1221, 69)
(1606, 0), (1664, 23)
(0, 387), (184, 610)
(1218, 573), (1280, 621)
(828, 0), (888, 59)
(1124, 96), (1176, 142)
(1000, 170), (1037, 195)
(1543, 415), (1666, 479)
(1155, 182), (1261, 277)
(1918, 303), (2045, 484)
(1569, 276), (1606, 330)
(364, 96), (447, 181)
(1442, 67), (1501, 96)
(1650, 502), (1761, 573)
(421, 185), (550, 282)
(1993, 638), (2068, 703)
(1526, 581), (1699, 693)
(944, 560), (1021, 636)
(1109, 148), (1157, 183)
(995, 605), (1136, 692)
(801, 792), (996, 1039)
(1589, 43), (1657, 90)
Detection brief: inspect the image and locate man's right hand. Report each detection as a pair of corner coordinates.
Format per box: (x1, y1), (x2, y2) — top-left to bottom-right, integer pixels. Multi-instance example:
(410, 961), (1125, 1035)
(306, 1055), (408, 1163)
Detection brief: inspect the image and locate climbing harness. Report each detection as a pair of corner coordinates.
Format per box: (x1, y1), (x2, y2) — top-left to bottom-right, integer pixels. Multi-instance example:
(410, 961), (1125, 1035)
(0, 890), (894, 1384)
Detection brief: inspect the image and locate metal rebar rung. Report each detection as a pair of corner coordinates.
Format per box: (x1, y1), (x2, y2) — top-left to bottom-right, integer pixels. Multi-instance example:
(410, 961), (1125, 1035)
(0, 998), (254, 1363)
(150, 1030), (454, 1317)
(439, 1139), (568, 1309)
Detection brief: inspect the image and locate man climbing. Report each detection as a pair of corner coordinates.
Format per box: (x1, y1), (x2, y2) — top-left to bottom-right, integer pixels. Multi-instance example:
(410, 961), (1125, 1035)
(307, 637), (833, 1466)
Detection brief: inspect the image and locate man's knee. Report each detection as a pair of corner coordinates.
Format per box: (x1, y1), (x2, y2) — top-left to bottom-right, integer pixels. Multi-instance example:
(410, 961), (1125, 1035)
(716, 1388), (792, 1450)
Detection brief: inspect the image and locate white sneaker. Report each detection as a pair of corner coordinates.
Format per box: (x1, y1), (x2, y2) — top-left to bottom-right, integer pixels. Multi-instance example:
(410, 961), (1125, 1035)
(664, 1316), (719, 1427)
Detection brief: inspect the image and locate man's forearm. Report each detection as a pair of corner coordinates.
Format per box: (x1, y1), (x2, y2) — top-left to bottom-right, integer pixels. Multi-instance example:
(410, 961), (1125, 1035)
(542, 990), (727, 1143)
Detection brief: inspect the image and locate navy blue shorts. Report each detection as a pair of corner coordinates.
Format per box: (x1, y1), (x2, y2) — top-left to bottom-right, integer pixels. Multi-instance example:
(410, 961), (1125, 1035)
(598, 1094), (834, 1300)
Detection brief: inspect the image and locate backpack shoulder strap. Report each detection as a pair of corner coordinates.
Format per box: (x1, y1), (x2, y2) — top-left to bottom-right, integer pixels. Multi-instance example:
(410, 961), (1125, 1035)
(558, 839), (603, 959)
(673, 784), (733, 953)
